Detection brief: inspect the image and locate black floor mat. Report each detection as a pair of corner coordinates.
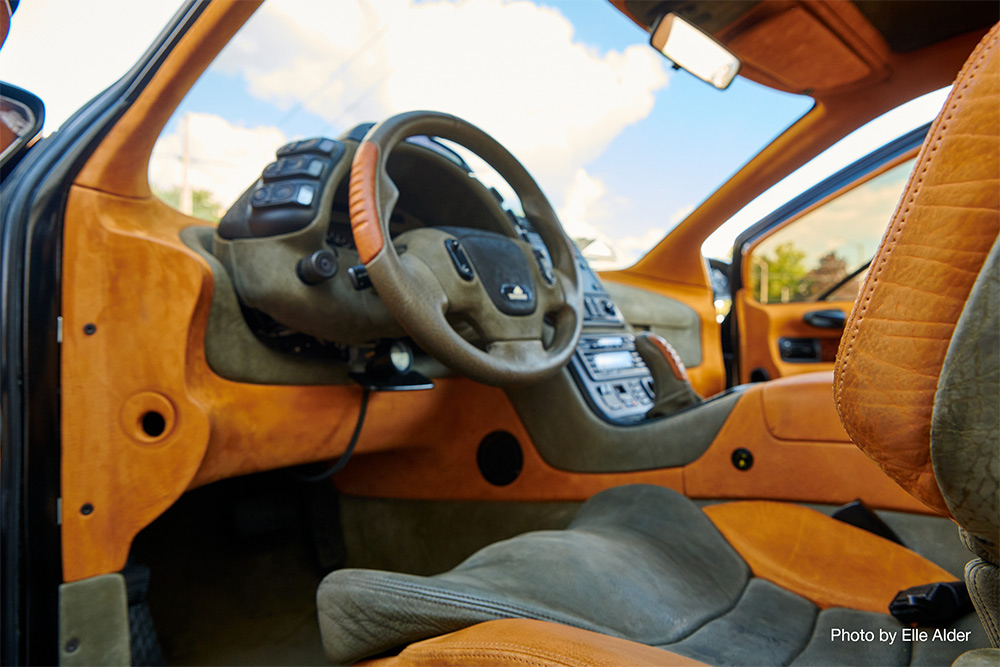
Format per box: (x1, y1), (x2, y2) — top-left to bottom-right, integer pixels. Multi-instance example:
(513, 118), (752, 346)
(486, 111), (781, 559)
(130, 472), (331, 666)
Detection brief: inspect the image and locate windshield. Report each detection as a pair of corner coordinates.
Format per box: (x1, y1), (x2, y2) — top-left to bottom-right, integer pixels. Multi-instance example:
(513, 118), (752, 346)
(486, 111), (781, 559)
(149, 0), (812, 268)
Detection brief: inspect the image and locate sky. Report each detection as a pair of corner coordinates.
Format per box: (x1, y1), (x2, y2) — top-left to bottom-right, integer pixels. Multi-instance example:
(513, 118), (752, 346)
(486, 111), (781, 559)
(0, 0), (945, 267)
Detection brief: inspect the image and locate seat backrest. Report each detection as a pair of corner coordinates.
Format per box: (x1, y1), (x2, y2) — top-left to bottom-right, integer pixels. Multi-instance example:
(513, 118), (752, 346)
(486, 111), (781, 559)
(834, 22), (999, 645)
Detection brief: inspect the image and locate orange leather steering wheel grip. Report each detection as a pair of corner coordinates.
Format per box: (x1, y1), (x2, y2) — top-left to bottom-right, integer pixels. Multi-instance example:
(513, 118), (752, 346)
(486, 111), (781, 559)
(349, 140), (386, 264)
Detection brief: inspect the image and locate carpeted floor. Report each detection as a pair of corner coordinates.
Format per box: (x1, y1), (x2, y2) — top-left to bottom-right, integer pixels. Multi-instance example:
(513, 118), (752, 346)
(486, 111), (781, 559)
(128, 470), (580, 665)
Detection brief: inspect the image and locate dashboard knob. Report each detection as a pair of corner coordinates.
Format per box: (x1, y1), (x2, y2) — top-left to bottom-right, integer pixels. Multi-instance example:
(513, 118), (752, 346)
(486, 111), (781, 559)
(297, 249), (338, 285)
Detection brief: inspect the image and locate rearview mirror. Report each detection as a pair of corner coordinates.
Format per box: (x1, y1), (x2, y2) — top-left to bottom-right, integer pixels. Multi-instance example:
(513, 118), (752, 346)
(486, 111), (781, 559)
(650, 14), (741, 90)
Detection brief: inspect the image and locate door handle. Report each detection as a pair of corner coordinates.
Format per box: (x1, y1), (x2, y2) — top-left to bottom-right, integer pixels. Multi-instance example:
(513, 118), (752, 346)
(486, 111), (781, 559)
(803, 309), (846, 329)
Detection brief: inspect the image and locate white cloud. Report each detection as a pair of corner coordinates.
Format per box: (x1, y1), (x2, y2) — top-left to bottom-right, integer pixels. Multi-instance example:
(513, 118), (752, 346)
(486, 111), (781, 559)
(599, 226), (666, 269)
(3, 0), (672, 260)
(217, 0), (668, 199)
(558, 168), (607, 240)
(0, 0), (182, 133)
(149, 113), (288, 208)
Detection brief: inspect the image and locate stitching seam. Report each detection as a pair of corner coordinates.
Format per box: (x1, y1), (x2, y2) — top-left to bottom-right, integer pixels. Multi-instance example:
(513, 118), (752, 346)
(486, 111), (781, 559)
(835, 28), (997, 422)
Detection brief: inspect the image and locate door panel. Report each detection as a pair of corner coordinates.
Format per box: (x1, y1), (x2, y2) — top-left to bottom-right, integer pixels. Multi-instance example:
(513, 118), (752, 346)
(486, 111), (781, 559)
(735, 153), (918, 384)
(735, 293), (850, 383)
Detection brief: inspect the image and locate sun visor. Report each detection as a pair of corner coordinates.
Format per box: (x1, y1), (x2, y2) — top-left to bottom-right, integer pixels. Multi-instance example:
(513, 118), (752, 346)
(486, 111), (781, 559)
(727, 7), (874, 92)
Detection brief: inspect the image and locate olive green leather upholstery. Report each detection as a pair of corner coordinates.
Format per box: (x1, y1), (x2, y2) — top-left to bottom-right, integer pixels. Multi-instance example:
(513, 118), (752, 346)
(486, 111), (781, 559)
(317, 485), (986, 664)
(934, 240), (1000, 647)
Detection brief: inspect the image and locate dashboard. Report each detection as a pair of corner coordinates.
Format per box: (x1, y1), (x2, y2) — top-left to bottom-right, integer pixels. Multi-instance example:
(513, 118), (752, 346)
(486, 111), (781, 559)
(209, 124), (656, 423)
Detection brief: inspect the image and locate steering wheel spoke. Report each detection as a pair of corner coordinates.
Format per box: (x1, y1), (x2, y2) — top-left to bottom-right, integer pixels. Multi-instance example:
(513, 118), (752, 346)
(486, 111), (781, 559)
(538, 263), (574, 314)
(394, 228), (480, 314)
(485, 339), (550, 371)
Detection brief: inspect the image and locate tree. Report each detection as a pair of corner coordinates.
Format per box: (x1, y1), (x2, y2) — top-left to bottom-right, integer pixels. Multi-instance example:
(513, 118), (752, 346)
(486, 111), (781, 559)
(751, 241), (807, 303)
(153, 186), (225, 223)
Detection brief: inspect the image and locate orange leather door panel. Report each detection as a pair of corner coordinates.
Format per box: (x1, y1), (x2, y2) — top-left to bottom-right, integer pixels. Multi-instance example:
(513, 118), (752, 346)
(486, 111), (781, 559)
(735, 290), (850, 383)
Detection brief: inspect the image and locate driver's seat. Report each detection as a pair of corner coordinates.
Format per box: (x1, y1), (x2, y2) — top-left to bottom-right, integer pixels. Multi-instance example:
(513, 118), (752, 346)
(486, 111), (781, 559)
(316, 23), (1000, 666)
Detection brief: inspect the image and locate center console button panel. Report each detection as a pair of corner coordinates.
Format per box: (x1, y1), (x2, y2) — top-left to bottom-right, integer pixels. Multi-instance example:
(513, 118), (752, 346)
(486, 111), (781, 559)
(569, 333), (654, 423)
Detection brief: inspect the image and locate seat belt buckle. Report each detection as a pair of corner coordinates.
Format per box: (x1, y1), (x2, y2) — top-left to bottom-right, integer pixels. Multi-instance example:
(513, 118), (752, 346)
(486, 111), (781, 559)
(889, 581), (973, 627)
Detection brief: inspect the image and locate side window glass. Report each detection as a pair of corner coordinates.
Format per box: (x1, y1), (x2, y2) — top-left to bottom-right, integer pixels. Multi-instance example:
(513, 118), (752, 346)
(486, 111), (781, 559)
(748, 158), (915, 304)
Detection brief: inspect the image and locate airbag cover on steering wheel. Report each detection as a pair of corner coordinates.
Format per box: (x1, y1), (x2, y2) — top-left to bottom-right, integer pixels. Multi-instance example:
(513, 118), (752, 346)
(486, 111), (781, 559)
(447, 228), (537, 317)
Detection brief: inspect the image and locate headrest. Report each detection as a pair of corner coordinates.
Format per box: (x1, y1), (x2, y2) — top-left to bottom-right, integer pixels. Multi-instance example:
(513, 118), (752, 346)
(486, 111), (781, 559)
(834, 23), (999, 517)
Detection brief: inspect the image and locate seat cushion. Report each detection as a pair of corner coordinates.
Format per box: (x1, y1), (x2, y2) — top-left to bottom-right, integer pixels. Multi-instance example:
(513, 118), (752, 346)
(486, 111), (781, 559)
(317, 485), (987, 664)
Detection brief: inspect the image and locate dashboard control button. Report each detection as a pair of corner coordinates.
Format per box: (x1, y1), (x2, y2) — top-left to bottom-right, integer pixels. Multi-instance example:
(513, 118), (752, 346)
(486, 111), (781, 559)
(295, 185), (315, 206)
(272, 184), (296, 202)
(249, 181), (317, 209)
(263, 156), (327, 182)
(348, 265), (372, 290)
(445, 239), (475, 281)
(613, 383), (637, 408)
(277, 137), (344, 159)
(250, 187), (270, 206)
(598, 385), (623, 411)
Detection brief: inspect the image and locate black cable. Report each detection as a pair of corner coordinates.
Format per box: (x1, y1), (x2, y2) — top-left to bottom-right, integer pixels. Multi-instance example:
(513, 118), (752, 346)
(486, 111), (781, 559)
(291, 387), (370, 482)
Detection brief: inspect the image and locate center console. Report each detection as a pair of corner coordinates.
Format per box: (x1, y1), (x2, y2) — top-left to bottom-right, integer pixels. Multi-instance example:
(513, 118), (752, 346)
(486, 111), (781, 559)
(570, 250), (656, 422)
(517, 216), (655, 423)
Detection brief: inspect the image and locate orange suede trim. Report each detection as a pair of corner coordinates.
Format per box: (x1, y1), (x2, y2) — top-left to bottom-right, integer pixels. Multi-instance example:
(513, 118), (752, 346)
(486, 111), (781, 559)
(761, 371), (851, 443)
(704, 501), (955, 612)
(683, 374), (929, 513)
(0, 0), (11, 52)
(66, 186), (647, 581)
(349, 140), (385, 264)
(362, 619), (707, 667)
(734, 294), (848, 384)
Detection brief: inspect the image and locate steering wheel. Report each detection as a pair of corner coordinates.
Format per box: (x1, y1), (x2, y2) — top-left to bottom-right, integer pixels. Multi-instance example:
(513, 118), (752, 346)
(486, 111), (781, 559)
(348, 111), (583, 386)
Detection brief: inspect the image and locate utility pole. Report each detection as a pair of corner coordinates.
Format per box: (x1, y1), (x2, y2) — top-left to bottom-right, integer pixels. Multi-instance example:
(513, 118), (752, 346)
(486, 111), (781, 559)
(180, 112), (193, 215)
(753, 256), (769, 304)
